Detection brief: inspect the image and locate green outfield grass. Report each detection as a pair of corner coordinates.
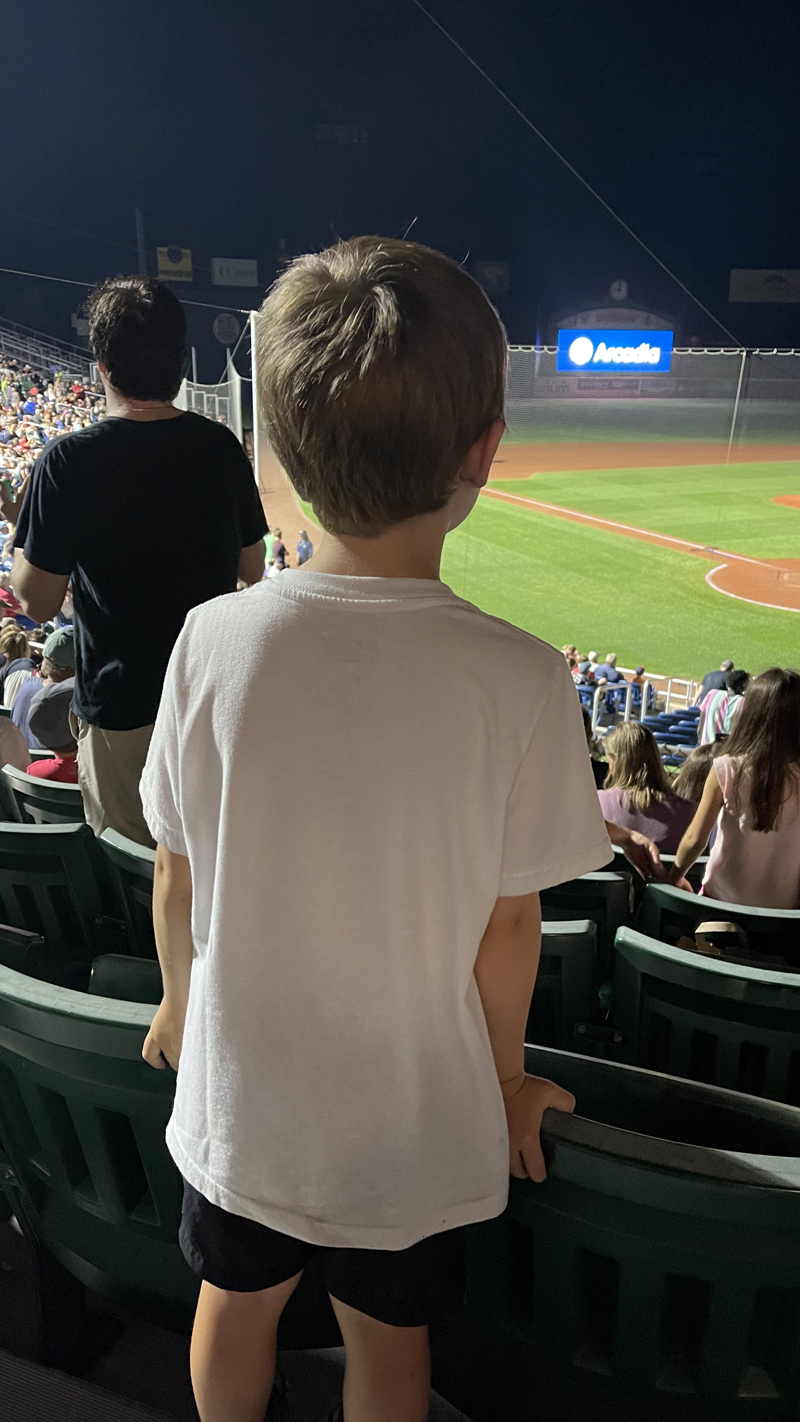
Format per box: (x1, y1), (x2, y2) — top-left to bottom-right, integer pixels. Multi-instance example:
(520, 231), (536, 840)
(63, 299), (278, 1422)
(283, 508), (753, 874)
(489, 461), (800, 558)
(299, 457), (799, 679)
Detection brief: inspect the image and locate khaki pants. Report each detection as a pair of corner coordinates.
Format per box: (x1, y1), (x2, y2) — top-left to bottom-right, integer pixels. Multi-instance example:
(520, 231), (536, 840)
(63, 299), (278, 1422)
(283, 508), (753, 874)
(70, 716), (155, 847)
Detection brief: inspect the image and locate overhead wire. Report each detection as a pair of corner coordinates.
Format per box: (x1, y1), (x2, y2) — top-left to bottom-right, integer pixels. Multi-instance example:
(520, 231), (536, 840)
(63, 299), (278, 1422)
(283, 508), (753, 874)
(0, 265), (252, 313)
(411, 0), (741, 344)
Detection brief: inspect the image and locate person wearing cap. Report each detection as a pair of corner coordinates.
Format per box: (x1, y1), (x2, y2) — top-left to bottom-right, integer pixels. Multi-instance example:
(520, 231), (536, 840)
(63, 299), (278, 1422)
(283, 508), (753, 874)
(296, 529), (313, 566)
(13, 626), (75, 750)
(631, 666), (646, 686)
(26, 679), (79, 783)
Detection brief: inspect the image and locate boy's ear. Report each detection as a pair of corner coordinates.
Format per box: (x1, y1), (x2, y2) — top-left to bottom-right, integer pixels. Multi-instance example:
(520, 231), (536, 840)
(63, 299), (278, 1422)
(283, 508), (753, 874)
(461, 418), (506, 489)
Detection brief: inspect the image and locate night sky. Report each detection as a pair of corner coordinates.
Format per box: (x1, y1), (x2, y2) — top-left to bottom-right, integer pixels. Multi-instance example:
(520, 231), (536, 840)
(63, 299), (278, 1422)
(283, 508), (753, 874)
(2, 0), (799, 373)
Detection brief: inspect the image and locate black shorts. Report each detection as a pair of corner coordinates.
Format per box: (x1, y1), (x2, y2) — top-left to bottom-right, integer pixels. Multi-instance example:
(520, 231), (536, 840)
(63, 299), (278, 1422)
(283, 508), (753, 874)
(179, 1179), (465, 1328)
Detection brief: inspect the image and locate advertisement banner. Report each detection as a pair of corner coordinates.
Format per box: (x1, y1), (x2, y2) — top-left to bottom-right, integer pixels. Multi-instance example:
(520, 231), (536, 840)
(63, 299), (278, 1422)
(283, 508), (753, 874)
(212, 257), (259, 287)
(157, 246), (193, 282)
(729, 269), (800, 303)
(556, 328), (674, 375)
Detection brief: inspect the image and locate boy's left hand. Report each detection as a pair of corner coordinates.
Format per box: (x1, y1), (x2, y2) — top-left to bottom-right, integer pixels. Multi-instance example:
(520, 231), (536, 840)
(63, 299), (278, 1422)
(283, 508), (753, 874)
(143, 1000), (185, 1071)
(502, 1074), (576, 1182)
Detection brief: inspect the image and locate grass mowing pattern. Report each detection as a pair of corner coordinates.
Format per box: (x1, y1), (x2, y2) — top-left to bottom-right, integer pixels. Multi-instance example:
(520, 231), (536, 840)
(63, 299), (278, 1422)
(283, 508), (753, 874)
(489, 460), (800, 558)
(298, 457), (799, 679)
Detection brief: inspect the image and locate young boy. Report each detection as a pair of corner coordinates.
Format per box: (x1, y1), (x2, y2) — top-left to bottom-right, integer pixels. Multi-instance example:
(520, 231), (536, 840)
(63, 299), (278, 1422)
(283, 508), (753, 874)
(141, 237), (611, 1422)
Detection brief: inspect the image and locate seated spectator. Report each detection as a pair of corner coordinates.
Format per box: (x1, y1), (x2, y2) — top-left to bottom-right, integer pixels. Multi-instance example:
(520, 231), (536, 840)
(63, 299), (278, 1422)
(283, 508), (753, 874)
(670, 668), (800, 907)
(672, 743), (718, 804)
(13, 627), (74, 748)
(694, 658), (734, 704)
(631, 665), (646, 686)
(698, 668), (750, 745)
(296, 529), (314, 565)
(0, 628), (33, 695)
(580, 705), (607, 789)
(598, 722), (697, 853)
(266, 557), (286, 578)
(594, 652), (624, 683)
(25, 679), (79, 783)
(578, 650), (598, 680)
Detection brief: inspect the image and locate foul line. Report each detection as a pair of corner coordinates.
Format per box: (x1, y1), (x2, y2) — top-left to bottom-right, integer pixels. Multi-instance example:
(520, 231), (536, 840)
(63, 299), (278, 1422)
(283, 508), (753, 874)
(481, 487), (777, 570)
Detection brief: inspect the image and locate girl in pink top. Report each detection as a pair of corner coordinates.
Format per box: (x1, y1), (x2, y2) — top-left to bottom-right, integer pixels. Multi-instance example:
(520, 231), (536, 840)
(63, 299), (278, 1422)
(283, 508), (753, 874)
(669, 668), (800, 908)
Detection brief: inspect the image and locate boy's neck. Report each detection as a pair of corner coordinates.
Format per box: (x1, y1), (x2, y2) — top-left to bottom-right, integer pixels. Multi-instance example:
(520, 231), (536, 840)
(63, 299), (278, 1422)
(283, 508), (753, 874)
(304, 512), (447, 581)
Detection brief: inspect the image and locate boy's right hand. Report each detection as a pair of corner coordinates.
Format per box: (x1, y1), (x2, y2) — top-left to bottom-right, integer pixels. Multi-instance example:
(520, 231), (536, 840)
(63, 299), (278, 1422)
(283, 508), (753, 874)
(142, 1000), (185, 1071)
(502, 1074), (576, 1182)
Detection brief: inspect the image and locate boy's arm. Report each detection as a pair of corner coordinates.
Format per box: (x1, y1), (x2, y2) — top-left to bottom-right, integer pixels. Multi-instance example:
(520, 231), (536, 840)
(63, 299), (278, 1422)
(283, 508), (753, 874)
(474, 892), (575, 1182)
(142, 844), (194, 1071)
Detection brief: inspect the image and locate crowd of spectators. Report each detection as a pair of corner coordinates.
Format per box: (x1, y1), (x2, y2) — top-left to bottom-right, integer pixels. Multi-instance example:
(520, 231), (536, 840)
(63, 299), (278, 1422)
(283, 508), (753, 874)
(0, 355), (106, 497)
(562, 645), (646, 688)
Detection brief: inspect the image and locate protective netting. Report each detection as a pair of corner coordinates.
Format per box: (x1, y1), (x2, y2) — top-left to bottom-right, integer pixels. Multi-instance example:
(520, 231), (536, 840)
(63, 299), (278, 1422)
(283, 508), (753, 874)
(175, 356), (243, 444)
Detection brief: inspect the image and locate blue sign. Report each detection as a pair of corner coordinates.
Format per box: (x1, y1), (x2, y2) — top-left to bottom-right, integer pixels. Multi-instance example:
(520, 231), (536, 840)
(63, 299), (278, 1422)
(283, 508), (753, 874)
(556, 328), (673, 374)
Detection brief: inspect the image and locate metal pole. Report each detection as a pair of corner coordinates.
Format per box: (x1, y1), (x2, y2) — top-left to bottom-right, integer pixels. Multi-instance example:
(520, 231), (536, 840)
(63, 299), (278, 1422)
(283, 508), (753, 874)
(726, 347), (747, 465)
(135, 208), (147, 275)
(191, 347), (198, 384)
(249, 310), (261, 490)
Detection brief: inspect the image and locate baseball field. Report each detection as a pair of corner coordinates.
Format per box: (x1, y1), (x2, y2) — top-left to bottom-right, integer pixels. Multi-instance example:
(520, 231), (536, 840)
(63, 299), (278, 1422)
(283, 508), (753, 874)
(441, 444), (799, 681)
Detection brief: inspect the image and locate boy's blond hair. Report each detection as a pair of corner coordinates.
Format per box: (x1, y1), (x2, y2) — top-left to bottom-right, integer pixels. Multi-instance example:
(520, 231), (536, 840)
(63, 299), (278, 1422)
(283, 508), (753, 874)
(256, 236), (507, 536)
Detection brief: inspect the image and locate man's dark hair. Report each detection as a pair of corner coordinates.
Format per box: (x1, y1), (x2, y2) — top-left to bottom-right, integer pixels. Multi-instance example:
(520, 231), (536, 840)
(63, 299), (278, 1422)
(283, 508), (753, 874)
(85, 276), (188, 401)
(726, 669), (750, 696)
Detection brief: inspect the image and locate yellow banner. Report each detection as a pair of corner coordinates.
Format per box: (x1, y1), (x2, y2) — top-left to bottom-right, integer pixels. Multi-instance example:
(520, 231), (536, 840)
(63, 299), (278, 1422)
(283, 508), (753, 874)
(157, 246), (193, 282)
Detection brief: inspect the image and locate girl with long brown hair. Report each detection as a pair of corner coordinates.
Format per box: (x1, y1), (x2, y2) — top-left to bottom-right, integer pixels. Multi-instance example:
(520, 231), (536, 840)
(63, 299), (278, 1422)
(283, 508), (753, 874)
(669, 668), (800, 906)
(598, 721), (696, 854)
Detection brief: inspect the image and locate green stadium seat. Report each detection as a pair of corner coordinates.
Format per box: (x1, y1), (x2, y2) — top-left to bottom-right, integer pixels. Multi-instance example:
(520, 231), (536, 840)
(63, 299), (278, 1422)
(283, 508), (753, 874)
(541, 872), (633, 982)
(637, 883), (800, 970)
(526, 920), (597, 1050)
(2, 763), (85, 826)
(89, 953), (162, 1005)
(613, 927), (800, 1104)
(0, 963), (341, 1364)
(0, 821), (111, 985)
(432, 1043), (800, 1422)
(610, 845), (708, 893)
(0, 923), (48, 974)
(99, 828), (157, 959)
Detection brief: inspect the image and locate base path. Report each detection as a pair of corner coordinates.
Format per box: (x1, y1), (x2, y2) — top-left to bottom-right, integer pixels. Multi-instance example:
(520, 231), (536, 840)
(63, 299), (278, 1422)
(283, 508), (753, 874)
(491, 440), (800, 476)
(481, 487), (800, 614)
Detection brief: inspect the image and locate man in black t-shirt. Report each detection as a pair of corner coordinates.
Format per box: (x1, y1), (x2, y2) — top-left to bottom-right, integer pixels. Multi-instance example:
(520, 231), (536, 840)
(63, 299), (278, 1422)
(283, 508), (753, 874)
(694, 658), (734, 704)
(9, 275), (267, 845)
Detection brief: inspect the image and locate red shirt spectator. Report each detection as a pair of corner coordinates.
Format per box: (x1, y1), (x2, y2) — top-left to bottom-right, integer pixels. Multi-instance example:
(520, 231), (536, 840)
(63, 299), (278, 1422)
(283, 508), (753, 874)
(26, 755), (79, 784)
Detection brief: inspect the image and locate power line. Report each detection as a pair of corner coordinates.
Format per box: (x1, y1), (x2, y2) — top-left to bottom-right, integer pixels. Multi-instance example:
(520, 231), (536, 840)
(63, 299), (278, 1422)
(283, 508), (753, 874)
(0, 264), (252, 313)
(411, 0), (741, 344)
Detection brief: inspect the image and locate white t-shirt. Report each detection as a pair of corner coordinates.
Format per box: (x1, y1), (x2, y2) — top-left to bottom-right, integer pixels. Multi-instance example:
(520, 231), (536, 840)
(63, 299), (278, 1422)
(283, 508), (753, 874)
(141, 572), (610, 1249)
